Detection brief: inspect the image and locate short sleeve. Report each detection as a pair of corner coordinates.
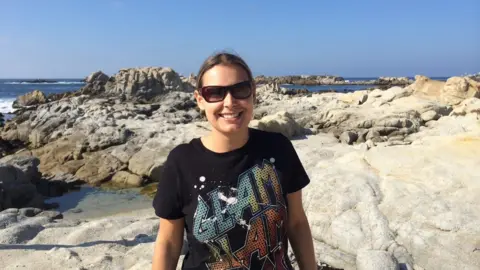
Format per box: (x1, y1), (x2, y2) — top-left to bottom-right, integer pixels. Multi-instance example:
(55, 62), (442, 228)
(152, 153), (185, 220)
(282, 136), (310, 194)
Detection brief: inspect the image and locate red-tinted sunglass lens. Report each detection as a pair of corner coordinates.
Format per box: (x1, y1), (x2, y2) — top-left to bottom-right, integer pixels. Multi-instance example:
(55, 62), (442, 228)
(202, 87), (225, 102)
(230, 82), (252, 99)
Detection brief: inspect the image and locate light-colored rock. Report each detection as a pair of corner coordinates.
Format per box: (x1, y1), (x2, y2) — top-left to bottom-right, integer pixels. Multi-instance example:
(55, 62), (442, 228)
(75, 151), (125, 185)
(111, 141), (141, 164)
(86, 126), (133, 151)
(369, 89), (384, 98)
(13, 90), (47, 108)
(410, 75), (480, 106)
(339, 131), (358, 144)
(250, 111), (307, 139)
(450, 98), (480, 116)
(410, 75), (446, 99)
(356, 250), (400, 270)
(381, 90), (396, 102)
(85, 71), (109, 84)
(111, 171), (144, 187)
(105, 67), (194, 99)
(420, 110), (440, 122)
(128, 139), (171, 179)
(442, 77), (480, 105)
(338, 91), (369, 105)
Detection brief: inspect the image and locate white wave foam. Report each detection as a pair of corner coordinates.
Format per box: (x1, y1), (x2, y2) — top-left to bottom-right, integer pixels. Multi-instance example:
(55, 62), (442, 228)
(0, 98), (15, 114)
(4, 81), (84, 85)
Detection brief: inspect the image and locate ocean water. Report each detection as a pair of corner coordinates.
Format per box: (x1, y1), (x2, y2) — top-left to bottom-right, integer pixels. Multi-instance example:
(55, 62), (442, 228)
(0, 79), (85, 114)
(44, 185), (152, 219)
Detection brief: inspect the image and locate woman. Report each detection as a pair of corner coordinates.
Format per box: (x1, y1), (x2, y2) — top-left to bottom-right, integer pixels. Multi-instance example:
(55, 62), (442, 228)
(152, 52), (316, 270)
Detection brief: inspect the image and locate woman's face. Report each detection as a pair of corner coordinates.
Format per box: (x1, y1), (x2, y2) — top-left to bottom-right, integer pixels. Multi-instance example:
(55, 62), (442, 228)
(195, 64), (255, 136)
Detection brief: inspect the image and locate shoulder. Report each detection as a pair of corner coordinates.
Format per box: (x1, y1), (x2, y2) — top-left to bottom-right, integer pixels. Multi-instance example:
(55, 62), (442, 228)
(164, 138), (200, 164)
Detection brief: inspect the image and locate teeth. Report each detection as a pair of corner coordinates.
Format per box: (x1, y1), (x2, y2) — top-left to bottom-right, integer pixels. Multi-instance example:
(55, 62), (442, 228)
(220, 113), (240, 119)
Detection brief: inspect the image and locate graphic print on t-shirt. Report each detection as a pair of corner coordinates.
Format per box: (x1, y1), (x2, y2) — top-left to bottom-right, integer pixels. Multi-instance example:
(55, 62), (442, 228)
(193, 158), (289, 270)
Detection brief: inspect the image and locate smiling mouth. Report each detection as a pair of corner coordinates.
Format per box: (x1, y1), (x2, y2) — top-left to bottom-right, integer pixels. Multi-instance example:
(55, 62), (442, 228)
(219, 112), (243, 119)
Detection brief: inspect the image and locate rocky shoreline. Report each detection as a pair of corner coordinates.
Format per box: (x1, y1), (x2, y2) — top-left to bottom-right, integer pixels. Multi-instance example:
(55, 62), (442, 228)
(1, 67), (479, 270)
(254, 75), (413, 86)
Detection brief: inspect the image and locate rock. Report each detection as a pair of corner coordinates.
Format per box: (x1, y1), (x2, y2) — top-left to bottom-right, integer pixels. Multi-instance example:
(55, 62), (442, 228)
(441, 77), (480, 105)
(29, 116), (67, 148)
(104, 67), (194, 100)
(255, 75), (345, 85)
(30, 134), (85, 176)
(387, 86), (412, 100)
(12, 90), (47, 108)
(410, 75), (446, 99)
(339, 131), (358, 145)
(75, 152), (125, 185)
(86, 126), (133, 151)
(127, 140), (170, 179)
(410, 75), (480, 106)
(356, 250), (400, 270)
(85, 71), (109, 84)
(35, 210), (63, 220)
(0, 157), (45, 211)
(111, 171), (144, 187)
(420, 110), (440, 122)
(339, 91), (369, 105)
(18, 207), (42, 218)
(369, 89), (384, 98)
(0, 155), (42, 182)
(357, 129), (369, 143)
(366, 130), (380, 140)
(111, 142), (141, 164)
(376, 77), (412, 85)
(450, 98), (480, 116)
(250, 111), (307, 139)
(381, 90), (396, 102)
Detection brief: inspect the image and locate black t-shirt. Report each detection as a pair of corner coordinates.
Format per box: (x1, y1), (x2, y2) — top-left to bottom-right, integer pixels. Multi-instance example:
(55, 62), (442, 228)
(152, 128), (310, 270)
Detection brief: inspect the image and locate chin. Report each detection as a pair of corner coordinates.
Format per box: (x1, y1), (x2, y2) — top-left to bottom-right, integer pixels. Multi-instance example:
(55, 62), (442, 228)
(213, 120), (250, 136)
(216, 124), (247, 135)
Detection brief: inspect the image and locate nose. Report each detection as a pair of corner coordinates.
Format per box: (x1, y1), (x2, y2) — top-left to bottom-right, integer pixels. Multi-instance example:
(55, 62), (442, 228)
(223, 90), (236, 107)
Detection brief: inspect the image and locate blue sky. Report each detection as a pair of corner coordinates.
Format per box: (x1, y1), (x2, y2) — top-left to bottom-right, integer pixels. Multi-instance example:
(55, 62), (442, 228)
(0, 0), (479, 78)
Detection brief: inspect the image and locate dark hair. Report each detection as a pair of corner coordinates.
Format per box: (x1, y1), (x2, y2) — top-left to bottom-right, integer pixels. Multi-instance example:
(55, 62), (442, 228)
(196, 52), (254, 89)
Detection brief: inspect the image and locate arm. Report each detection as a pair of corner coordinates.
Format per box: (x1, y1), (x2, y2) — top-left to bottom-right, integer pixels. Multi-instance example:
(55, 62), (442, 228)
(152, 217), (185, 270)
(287, 190), (317, 270)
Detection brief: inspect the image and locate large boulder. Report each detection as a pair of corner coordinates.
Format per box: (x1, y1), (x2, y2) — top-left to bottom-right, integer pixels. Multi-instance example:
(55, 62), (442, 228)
(450, 98), (480, 116)
(441, 76), (480, 105)
(12, 90), (47, 108)
(0, 156), (44, 211)
(111, 171), (144, 187)
(410, 75), (480, 106)
(410, 75), (446, 100)
(85, 71), (109, 84)
(77, 71), (110, 96)
(74, 151), (126, 186)
(104, 67), (194, 100)
(250, 111), (307, 139)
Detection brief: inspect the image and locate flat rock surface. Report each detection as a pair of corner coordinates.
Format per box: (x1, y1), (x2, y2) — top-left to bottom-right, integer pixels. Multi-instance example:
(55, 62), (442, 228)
(0, 119), (479, 269)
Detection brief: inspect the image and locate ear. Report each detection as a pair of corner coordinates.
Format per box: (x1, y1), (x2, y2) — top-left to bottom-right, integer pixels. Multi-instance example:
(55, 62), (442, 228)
(194, 90), (205, 111)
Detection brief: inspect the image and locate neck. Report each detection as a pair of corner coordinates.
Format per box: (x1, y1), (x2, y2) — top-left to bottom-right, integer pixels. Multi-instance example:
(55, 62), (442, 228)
(202, 128), (250, 153)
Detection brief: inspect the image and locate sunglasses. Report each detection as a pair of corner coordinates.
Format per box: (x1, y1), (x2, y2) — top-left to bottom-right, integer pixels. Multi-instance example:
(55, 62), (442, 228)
(200, 80), (253, 103)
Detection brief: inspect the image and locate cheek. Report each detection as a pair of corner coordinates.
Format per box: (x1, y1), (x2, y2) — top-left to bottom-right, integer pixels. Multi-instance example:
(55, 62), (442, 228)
(240, 100), (254, 112)
(204, 104), (222, 119)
